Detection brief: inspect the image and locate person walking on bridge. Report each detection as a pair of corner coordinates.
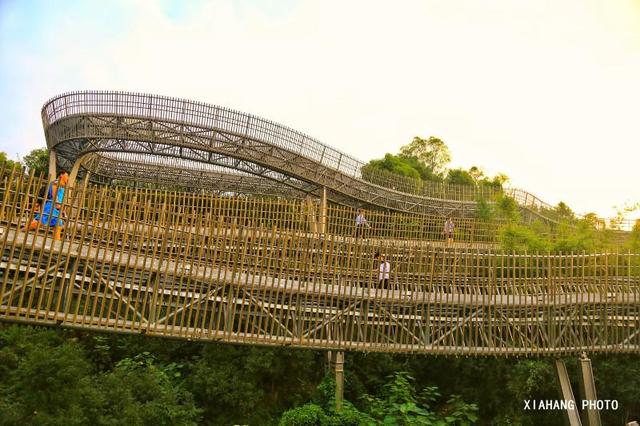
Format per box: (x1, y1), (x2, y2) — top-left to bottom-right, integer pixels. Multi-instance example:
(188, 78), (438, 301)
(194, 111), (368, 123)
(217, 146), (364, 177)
(25, 169), (68, 241)
(375, 252), (390, 289)
(355, 208), (370, 239)
(443, 216), (455, 245)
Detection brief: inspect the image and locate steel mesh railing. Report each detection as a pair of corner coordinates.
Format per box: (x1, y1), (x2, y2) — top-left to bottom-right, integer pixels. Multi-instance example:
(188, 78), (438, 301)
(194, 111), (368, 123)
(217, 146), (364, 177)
(1, 166), (640, 355)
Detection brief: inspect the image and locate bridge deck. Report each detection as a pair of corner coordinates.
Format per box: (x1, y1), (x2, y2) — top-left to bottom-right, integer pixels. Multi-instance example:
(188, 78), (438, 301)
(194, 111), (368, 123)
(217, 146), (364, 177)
(2, 229), (638, 308)
(2, 223), (639, 355)
(1, 171), (639, 355)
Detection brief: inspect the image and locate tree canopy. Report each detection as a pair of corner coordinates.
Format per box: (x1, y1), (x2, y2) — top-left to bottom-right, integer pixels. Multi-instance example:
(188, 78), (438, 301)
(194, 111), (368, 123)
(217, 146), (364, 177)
(0, 152), (21, 170)
(364, 136), (509, 189)
(22, 147), (49, 177)
(364, 153), (442, 182)
(399, 136), (451, 176)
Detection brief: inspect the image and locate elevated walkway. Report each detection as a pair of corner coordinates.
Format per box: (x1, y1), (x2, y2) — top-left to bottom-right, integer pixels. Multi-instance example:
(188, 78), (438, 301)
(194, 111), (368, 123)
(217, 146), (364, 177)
(1, 176), (638, 356)
(43, 91), (555, 220)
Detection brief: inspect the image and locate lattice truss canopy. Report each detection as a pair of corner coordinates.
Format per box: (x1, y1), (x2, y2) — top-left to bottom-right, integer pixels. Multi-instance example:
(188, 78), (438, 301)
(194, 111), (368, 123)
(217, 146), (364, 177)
(88, 152), (311, 198)
(43, 91), (479, 217)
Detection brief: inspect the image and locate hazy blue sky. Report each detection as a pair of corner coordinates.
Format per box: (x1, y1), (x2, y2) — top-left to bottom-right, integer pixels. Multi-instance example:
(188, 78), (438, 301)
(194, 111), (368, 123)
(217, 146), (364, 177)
(1, 0), (638, 218)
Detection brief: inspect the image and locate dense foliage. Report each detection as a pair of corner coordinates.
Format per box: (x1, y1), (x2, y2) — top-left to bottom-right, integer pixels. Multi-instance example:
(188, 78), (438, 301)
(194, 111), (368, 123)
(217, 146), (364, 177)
(363, 136), (508, 189)
(365, 153), (442, 182)
(471, 194), (639, 253)
(279, 372), (478, 426)
(0, 152), (21, 171)
(398, 136), (451, 177)
(22, 148), (49, 177)
(1, 325), (639, 425)
(0, 147), (49, 177)
(0, 327), (200, 425)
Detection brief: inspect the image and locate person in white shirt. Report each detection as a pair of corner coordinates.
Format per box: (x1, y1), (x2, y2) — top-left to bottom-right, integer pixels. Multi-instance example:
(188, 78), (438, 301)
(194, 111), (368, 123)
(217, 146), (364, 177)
(443, 217), (455, 245)
(375, 252), (390, 289)
(355, 208), (370, 239)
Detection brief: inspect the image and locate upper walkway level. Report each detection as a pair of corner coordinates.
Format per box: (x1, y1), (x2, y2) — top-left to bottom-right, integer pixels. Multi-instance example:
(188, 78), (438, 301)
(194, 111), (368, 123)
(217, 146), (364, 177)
(43, 90), (574, 221)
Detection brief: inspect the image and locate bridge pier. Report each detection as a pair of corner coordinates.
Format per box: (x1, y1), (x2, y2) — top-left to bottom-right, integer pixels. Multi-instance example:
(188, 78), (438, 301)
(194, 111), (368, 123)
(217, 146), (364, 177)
(327, 351), (345, 412)
(577, 353), (602, 426)
(82, 170), (91, 188)
(334, 351), (344, 412)
(68, 153), (96, 189)
(555, 355), (603, 426)
(555, 359), (582, 426)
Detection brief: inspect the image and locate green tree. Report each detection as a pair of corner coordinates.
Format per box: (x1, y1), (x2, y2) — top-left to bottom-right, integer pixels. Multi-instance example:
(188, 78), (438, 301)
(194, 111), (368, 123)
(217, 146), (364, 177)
(582, 212), (605, 230)
(399, 136), (451, 176)
(448, 166), (508, 189)
(474, 197), (494, 221)
(552, 219), (599, 252)
(364, 154), (442, 182)
(361, 372), (478, 425)
(470, 167), (509, 188)
(187, 344), (322, 425)
(554, 201), (575, 220)
(591, 355), (640, 426)
(611, 201), (640, 231)
(495, 194), (521, 223)
(500, 360), (559, 425)
(498, 223), (551, 252)
(0, 151), (21, 171)
(22, 148), (49, 177)
(0, 326), (201, 425)
(491, 173), (509, 187)
(446, 168), (475, 186)
(365, 154), (421, 180)
(90, 353), (201, 425)
(0, 327), (95, 425)
(468, 166), (484, 182)
(279, 403), (328, 425)
(629, 220), (640, 252)
(281, 372), (478, 426)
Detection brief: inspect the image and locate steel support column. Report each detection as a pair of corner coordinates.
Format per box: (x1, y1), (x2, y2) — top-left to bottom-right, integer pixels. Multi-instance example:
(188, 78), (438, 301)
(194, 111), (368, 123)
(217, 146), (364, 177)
(578, 353), (601, 426)
(68, 157), (83, 188)
(48, 150), (57, 183)
(320, 186), (327, 234)
(335, 351), (344, 412)
(555, 359), (582, 426)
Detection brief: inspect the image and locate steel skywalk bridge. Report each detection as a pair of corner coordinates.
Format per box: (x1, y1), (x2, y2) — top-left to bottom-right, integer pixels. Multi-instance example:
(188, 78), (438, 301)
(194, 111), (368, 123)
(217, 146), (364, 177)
(1, 92), (636, 424)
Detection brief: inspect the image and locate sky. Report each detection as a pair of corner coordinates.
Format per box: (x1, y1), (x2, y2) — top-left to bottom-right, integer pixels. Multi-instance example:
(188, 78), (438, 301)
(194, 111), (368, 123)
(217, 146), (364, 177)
(0, 0), (639, 219)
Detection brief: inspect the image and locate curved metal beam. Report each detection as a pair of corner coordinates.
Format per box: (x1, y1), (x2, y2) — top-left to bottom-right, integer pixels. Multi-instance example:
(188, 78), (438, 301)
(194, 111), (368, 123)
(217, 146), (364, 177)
(41, 91), (558, 220)
(42, 92), (478, 216)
